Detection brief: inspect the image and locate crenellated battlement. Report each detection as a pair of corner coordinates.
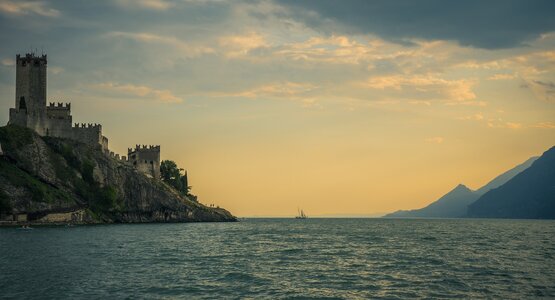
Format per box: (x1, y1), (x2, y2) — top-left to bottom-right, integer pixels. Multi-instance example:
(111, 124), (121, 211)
(73, 123), (102, 129)
(127, 144), (161, 179)
(16, 53), (47, 66)
(48, 102), (71, 109)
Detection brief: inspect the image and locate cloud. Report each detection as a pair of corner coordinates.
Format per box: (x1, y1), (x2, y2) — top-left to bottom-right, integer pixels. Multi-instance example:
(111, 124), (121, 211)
(459, 113), (553, 130)
(532, 80), (555, 89)
(487, 121), (523, 129)
(0, 0), (60, 17)
(457, 113), (484, 121)
(276, 0), (555, 49)
(207, 81), (320, 107)
(273, 35), (375, 64)
(530, 122), (555, 129)
(49, 66), (64, 75)
(1, 58), (14, 66)
(527, 80), (555, 102)
(107, 31), (214, 58)
(359, 75), (476, 102)
(457, 49), (555, 78)
(93, 82), (183, 103)
(219, 32), (270, 58)
(213, 81), (316, 98)
(425, 137), (444, 144)
(487, 73), (516, 80)
(116, 0), (173, 11)
(408, 100), (432, 106)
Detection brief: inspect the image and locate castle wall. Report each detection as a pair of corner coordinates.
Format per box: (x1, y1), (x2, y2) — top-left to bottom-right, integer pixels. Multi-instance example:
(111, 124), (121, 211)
(101, 136), (109, 152)
(46, 103), (73, 138)
(46, 102), (71, 118)
(8, 108), (27, 127)
(71, 123), (107, 150)
(46, 118), (73, 139)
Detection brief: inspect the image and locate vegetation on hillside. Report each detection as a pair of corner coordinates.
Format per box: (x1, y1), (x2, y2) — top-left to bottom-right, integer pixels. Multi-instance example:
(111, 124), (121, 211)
(45, 137), (123, 216)
(0, 125), (122, 218)
(0, 159), (74, 206)
(160, 160), (193, 198)
(0, 125), (236, 223)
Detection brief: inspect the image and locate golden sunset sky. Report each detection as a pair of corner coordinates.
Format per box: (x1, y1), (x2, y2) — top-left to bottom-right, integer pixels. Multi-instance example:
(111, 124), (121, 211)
(1, 0), (554, 216)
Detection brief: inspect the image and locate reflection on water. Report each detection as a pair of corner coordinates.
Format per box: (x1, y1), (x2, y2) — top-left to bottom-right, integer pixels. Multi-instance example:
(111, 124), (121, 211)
(1, 218), (555, 298)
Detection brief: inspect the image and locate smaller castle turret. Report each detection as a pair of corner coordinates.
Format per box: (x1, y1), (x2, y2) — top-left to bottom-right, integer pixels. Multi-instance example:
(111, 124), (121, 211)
(128, 145), (161, 179)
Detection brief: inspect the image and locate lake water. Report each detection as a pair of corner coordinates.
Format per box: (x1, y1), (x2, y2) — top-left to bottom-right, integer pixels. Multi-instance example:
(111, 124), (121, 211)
(1, 218), (555, 299)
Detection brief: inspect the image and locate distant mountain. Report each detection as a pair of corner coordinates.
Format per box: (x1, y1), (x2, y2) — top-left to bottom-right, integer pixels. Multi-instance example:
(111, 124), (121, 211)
(384, 156), (538, 218)
(385, 184), (477, 218)
(475, 156), (538, 195)
(467, 146), (555, 219)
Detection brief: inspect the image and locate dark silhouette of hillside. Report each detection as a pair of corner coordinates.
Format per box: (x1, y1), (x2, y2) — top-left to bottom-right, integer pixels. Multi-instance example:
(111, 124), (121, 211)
(384, 156), (538, 218)
(468, 146), (555, 219)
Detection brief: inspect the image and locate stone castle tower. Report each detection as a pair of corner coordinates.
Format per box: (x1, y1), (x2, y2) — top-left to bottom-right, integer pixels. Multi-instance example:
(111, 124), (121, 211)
(9, 54), (48, 135)
(7, 53), (161, 179)
(128, 145), (161, 179)
(8, 53), (109, 151)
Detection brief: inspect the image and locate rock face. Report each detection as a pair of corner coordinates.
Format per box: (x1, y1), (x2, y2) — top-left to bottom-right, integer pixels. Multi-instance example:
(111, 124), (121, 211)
(0, 125), (236, 224)
(467, 146), (555, 219)
(384, 156), (538, 218)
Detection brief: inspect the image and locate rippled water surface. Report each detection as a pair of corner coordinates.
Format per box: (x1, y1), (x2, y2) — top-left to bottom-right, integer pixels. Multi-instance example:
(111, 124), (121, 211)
(1, 218), (555, 299)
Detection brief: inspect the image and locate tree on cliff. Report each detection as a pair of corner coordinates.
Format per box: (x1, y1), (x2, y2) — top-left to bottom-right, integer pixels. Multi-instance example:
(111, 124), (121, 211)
(160, 160), (192, 198)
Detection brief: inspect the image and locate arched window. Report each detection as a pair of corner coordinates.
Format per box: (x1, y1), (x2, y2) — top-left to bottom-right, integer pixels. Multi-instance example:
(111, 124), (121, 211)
(19, 97), (26, 110)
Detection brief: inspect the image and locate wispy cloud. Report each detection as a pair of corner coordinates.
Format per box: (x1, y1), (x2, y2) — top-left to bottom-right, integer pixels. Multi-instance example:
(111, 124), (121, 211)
(530, 122), (555, 129)
(0, 0), (60, 17)
(458, 112), (553, 131)
(219, 32), (269, 58)
(425, 137), (444, 144)
(107, 31), (215, 58)
(207, 81), (319, 107)
(214, 81), (315, 97)
(487, 73), (516, 80)
(487, 121), (522, 129)
(273, 35), (375, 64)
(1, 58), (15, 66)
(528, 80), (555, 101)
(359, 75), (477, 102)
(93, 82), (183, 103)
(116, 0), (173, 11)
(457, 113), (484, 121)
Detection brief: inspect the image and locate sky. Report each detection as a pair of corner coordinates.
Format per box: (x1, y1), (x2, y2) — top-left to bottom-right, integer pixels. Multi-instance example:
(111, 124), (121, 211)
(0, 0), (554, 217)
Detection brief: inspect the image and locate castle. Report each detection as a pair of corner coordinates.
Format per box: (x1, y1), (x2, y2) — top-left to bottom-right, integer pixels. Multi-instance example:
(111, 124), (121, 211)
(7, 53), (161, 179)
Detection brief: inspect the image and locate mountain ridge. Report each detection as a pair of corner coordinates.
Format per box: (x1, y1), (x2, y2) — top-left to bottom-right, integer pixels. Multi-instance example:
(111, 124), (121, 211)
(467, 146), (555, 219)
(384, 155), (538, 218)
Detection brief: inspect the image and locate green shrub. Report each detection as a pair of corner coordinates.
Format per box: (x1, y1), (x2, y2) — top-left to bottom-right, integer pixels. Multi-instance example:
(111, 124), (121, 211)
(81, 159), (95, 184)
(0, 160), (73, 204)
(95, 186), (121, 211)
(0, 190), (12, 215)
(160, 160), (192, 197)
(0, 125), (33, 150)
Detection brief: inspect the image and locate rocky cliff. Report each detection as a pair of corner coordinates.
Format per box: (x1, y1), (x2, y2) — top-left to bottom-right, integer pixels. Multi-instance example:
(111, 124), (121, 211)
(0, 125), (236, 224)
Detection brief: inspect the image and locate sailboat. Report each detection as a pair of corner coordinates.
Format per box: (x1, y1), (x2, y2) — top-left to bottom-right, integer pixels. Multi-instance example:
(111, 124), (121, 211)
(295, 208), (308, 219)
